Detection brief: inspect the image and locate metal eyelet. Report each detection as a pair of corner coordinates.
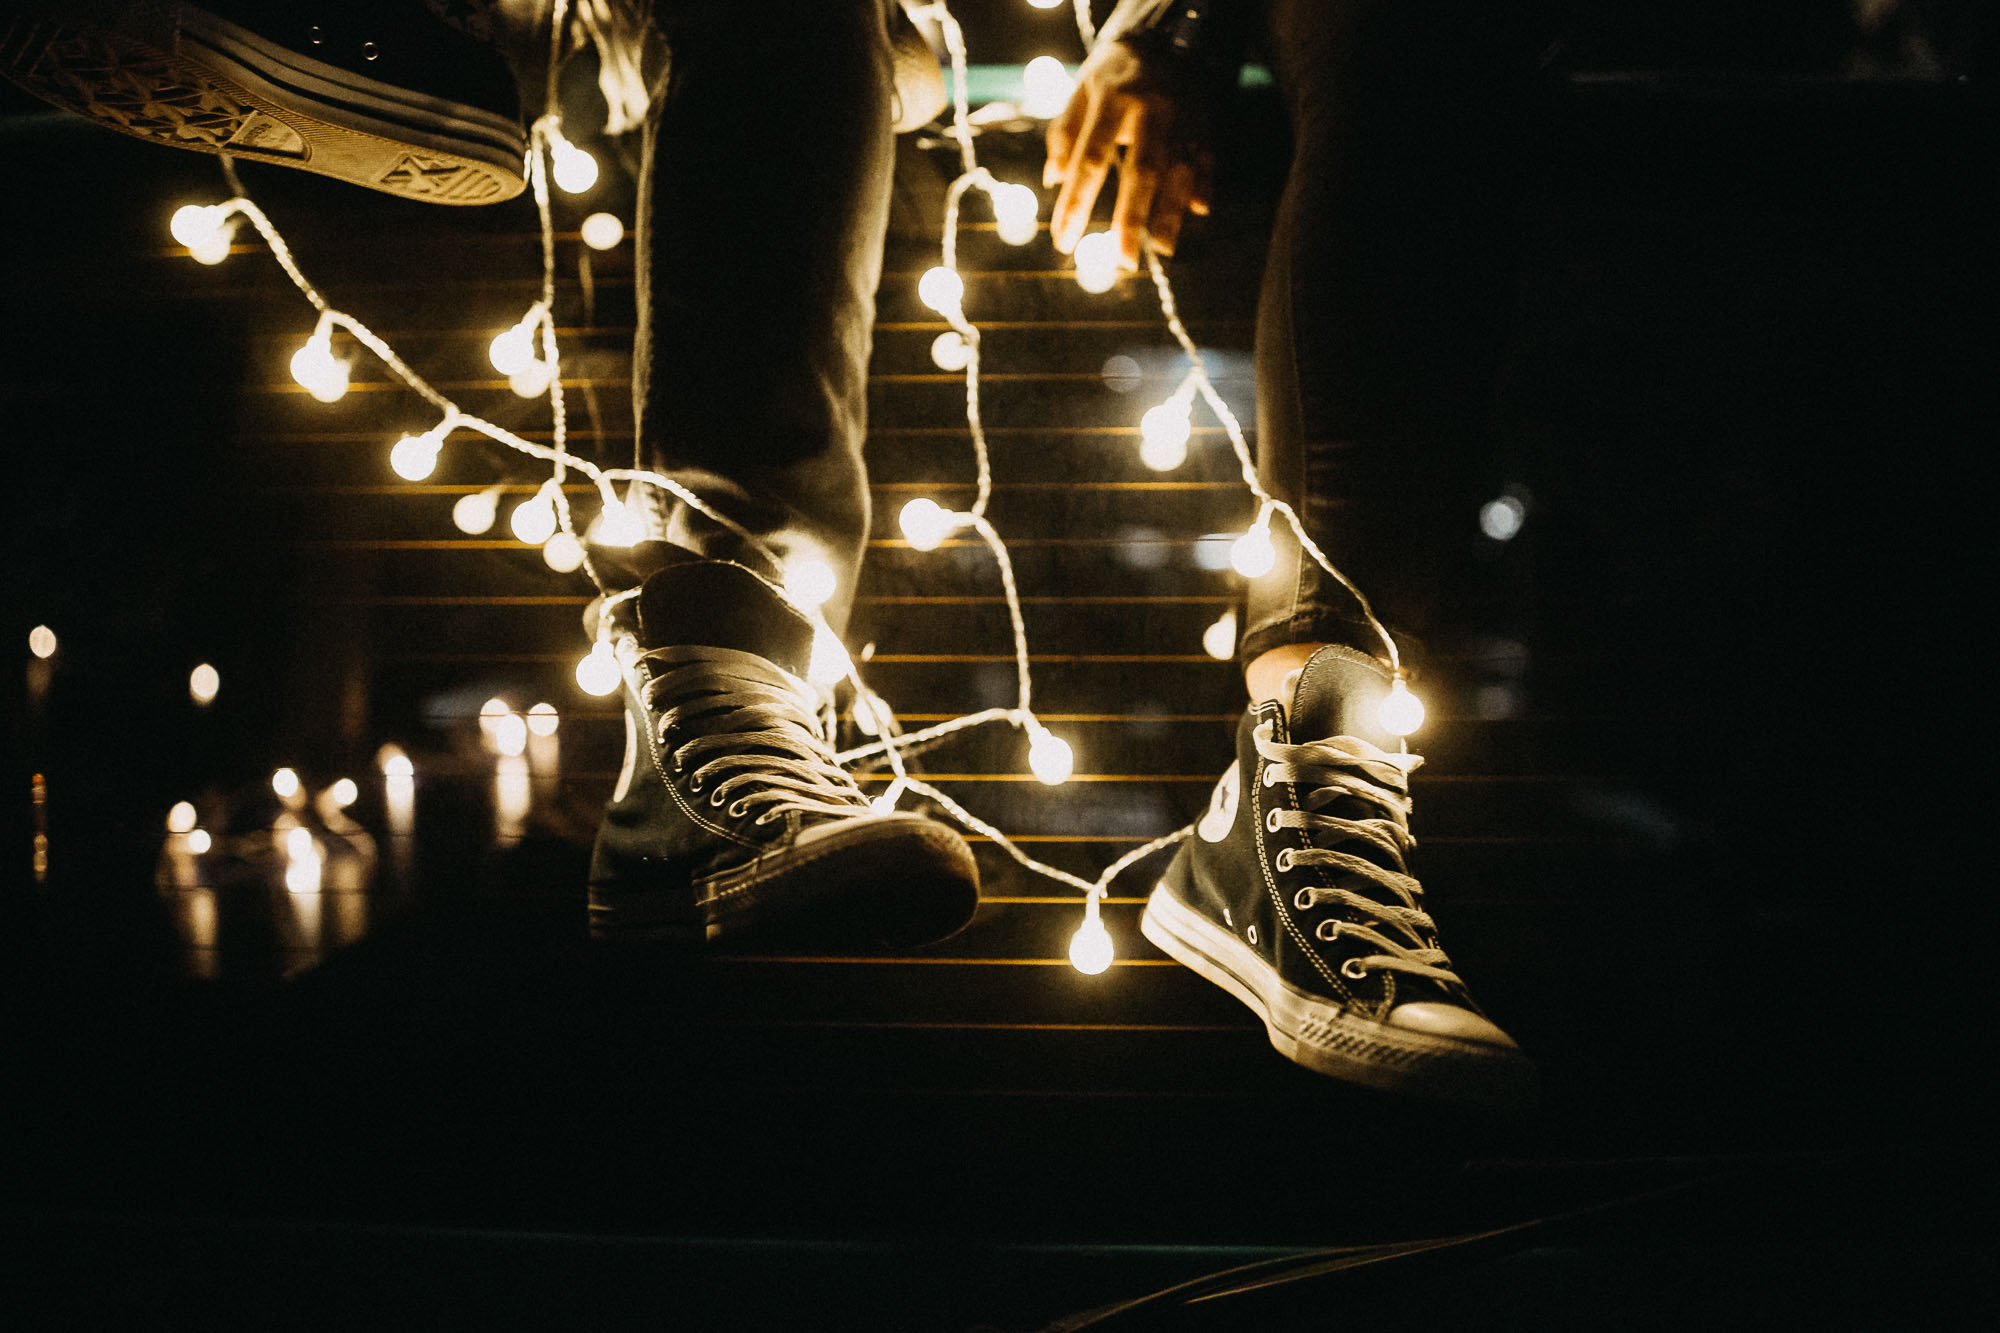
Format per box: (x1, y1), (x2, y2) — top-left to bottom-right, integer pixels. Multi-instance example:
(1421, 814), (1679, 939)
(1340, 958), (1368, 981)
(1262, 768), (1281, 787)
(361, 41), (380, 61)
(1265, 808), (1283, 834)
(1294, 888), (1315, 912)
(727, 798), (751, 819)
(1315, 920), (1339, 942)
(1274, 847), (1294, 872)
(686, 774), (703, 794)
(709, 789), (727, 807)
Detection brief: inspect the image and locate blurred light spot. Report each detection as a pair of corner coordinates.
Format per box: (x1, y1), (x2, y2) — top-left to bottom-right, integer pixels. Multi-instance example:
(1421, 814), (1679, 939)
(1101, 355), (1142, 393)
(189, 662), (220, 705)
(580, 211), (625, 250)
(1480, 493), (1527, 542)
(167, 801), (198, 834)
(28, 625), (57, 659)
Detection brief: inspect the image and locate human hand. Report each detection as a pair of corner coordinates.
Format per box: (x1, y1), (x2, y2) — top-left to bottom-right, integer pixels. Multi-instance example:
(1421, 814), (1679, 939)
(1044, 38), (1214, 270)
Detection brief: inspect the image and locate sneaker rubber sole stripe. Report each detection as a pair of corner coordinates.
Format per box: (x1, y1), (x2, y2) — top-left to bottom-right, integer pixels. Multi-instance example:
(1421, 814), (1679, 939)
(2, 9), (524, 204)
(1140, 881), (1535, 1109)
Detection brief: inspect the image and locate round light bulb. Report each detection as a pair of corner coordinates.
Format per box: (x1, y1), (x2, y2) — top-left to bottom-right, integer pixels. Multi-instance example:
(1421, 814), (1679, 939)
(29, 625), (57, 659)
(551, 139), (599, 193)
(542, 531), (587, 573)
(1140, 400), (1193, 451)
(1379, 677), (1427, 737)
(576, 641), (621, 696)
(390, 433), (440, 481)
(509, 360), (554, 398)
(453, 488), (500, 535)
(167, 801), (198, 834)
(379, 745), (415, 780)
(1021, 56), (1075, 118)
(930, 330), (972, 372)
(591, 498), (649, 547)
(785, 557), (838, 609)
(898, 497), (956, 552)
(272, 767), (301, 800)
(510, 492), (559, 545)
(1069, 910), (1114, 975)
(990, 182), (1039, 245)
(189, 662), (220, 704)
(186, 829), (213, 855)
(807, 625), (852, 689)
(1230, 523), (1277, 578)
(1202, 609), (1237, 661)
(492, 712), (529, 757)
(170, 204), (232, 263)
(580, 211), (625, 250)
(1072, 230), (1120, 294)
(489, 323), (538, 375)
(526, 702), (560, 737)
(289, 333), (349, 403)
(917, 265), (964, 318)
(327, 778), (359, 809)
(1028, 727), (1074, 785)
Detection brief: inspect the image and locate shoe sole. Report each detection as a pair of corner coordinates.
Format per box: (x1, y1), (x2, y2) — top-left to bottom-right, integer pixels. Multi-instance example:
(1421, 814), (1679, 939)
(589, 814), (981, 952)
(1, 5), (524, 204)
(1141, 879), (1537, 1110)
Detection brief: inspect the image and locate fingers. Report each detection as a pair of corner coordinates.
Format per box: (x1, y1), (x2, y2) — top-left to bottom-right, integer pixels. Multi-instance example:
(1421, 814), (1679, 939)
(1050, 95), (1117, 255)
(1149, 159), (1197, 258)
(1111, 107), (1165, 268)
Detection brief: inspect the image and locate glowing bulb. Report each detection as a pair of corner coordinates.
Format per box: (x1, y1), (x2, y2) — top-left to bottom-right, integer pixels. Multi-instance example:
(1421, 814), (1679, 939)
(1025, 0), (1063, 9)
(807, 624), (852, 689)
(390, 432), (441, 481)
(580, 211), (625, 250)
(379, 745), (415, 780)
(785, 557), (838, 609)
(170, 203), (233, 263)
(1480, 495), (1526, 542)
(289, 330), (350, 403)
(1028, 725), (1074, 785)
(1230, 519), (1277, 578)
(1202, 609), (1238, 661)
(493, 711), (529, 757)
(542, 531), (587, 573)
(930, 330), (972, 372)
(1138, 399), (1193, 471)
(189, 662), (220, 704)
(167, 801), (198, 834)
(1069, 900), (1114, 974)
(551, 135), (600, 193)
(1379, 676), (1426, 737)
(509, 360), (554, 398)
(1072, 230), (1120, 294)
(186, 828), (212, 854)
(489, 318), (539, 375)
(29, 625), (57, 659)
(576, 641), (621, 696)
(272, 767), (301, 800)
(898, 497), (957, 552)
(327, 778), (359, 808)
(527, 702), (559, 737)
(918, 265), (965, 318)
(510, 490), (559, 545)
(592, 497), (648, 547)
(990, 181), (1039, 245)
(453, 487), (501, 535)
(1021, 56), (1075, 118)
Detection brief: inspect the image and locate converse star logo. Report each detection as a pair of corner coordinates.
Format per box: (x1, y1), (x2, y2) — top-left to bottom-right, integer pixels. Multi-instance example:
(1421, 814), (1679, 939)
(1197, 762), (1240, 842)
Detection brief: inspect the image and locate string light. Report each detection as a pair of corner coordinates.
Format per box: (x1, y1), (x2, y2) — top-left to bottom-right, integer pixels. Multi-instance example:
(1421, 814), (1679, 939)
(546, 123), (600, 193)
(580, 211), (625, 250)
(453, 486), (502, 535)
(589, 494), (649, 547)
(1068, 890), (1114, 974)
(28, 625), (56, 659)
(489, 306), (546, 375)
(1202, 608), (1237, 661)
(542, 530), (587, 572)
(289, 318), (350, 402)
(1138, 386), (1194, 471)
(169, 202), (234, 263)
(898, 496), (962, 551)
(807, 623), (853, 690)
(379, 746), (415, 781)
(785, 556), (839, 609)
(327, 778), (359, 808)
(390, 415), (455, 481)
(1026, 719), (1074, 786)
(1071, 230), (1120, 293)
(576, 639), (622, 696)
(1379, 674), (1426, 737)
(988, 181), (1039, 244)
(186, 829), (213, 854)
(930, 330), (973, 371)
(1020, 55), (1075, 118)
(166, 801), (198, 834)
(918, 265), (965, 320)
(1230, 506), (1277, 578)
(527, 702), (560, 737)
(510, 483), (560, 545)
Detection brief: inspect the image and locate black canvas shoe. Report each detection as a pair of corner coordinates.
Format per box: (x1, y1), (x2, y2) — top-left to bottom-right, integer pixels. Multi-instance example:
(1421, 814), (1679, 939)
(1, 0), (526, 203)
(1143, 645), (1535, 1109)
(587, 558), (981, 950)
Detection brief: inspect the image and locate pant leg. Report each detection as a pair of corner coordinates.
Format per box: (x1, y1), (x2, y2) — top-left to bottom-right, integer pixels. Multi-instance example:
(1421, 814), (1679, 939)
(1241, 0), (1550, 666)
(632, 0), (896, 636)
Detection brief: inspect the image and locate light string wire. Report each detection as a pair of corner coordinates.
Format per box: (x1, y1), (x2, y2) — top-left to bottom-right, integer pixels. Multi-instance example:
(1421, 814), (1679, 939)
(163, 0), (1418, 968)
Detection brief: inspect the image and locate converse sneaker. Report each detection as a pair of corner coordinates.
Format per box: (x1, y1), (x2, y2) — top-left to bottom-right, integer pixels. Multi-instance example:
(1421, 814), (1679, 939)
(1, 0), (526, 203)
(587, 558), (981, 950)
(1142, 645), (1535, 1108)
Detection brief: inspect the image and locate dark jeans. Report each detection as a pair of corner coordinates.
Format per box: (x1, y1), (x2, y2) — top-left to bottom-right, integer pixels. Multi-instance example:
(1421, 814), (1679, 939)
(634, 0), (1543, 660)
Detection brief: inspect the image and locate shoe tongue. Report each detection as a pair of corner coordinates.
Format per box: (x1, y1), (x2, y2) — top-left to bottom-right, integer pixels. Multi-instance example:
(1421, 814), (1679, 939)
(1284, 646), (1397, 748)
(635, 560), (817, 678)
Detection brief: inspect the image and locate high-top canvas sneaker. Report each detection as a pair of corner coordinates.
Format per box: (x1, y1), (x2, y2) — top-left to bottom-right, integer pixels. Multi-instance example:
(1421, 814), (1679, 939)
(588, 559), (980, 950)
(1, 0), (526, 203)
(1143, 645), (1536, 1108)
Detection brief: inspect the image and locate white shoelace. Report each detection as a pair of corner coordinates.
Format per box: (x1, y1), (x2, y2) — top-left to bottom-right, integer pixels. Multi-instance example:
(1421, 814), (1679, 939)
(639, 646), (872, 827)
(1256, 721), (1464, 989)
